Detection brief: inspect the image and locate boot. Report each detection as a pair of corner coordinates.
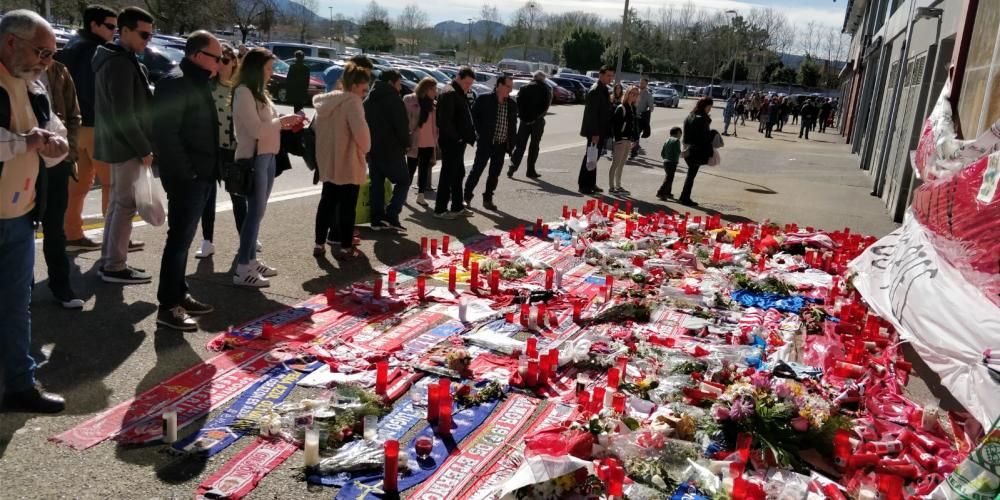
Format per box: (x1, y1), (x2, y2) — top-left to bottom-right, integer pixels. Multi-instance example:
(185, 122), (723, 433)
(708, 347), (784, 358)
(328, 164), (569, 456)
(482, 195), (498, 211)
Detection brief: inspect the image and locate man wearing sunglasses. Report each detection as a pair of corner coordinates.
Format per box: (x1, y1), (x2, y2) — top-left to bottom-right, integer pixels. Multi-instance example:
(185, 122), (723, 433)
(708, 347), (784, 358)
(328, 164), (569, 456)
(151, 31), (222, 331)
(92, 6), (155, 285)
(56, 4), (117, 254)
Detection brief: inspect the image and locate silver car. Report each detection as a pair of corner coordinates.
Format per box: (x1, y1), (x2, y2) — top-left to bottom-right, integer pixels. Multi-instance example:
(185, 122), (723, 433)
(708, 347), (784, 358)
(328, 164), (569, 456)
(653, 87), (680, 108)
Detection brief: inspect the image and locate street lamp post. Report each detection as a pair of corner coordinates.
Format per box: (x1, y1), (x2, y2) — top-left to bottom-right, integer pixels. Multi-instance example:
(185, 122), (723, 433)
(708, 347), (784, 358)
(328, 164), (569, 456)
(329, 7), (333, 48)
(726, 9), (739, 137)
(467, 18), (473, 64)
(681, 61), (688, 97)
(614, 0), (630, 81)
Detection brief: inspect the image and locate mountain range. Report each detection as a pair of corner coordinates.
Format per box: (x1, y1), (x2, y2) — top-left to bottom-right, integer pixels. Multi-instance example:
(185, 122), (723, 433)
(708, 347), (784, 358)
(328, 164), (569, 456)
(433, 20), (507, 42)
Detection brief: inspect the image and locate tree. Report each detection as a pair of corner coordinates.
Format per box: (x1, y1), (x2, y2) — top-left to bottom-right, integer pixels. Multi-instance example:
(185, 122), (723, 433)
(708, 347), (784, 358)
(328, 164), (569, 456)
(225, 0), (275, 43)
(395, 4), (429, 55)
(561, 28), (605, 72)
(480, 4), (502, 60)
(602, 44), (630, 72)
(285, 0), (318, 43)
(510, 0), (543, 59)
(798, 54), (821, 87)
(629, 52), (652, 73)
(715, 57), (749, 82)
(360, 0), (389, 23)
(772, 66), (797, 84)
(358, 19), (395, 53)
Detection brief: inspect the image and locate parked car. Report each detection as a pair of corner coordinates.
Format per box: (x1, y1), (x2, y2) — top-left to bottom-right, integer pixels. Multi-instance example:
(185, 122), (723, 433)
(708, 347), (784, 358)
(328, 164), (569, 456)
(284, 56), (341, 80)
(550, 77), (587, 103)
(653, 87), (680, 108)
(141, 44), (182, 84)
(687, 85), (699, 96)
(668, 83), (687, 97)
(551, 84), (574, 104)
(510, 79), (531, 99)
(474, 71), (499, 88)
(263, 42), (338, 60)
(267, 58), (325, 105)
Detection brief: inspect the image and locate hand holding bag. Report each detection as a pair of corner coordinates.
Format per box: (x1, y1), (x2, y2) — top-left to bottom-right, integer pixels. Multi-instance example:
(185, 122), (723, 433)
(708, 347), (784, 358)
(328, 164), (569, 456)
(585, 144), (598, 171)
(134, 163), (166, 226)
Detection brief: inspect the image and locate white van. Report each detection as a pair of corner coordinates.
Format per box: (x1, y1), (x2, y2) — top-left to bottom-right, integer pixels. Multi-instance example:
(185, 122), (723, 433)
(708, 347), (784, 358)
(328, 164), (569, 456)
(263, 42), (341, 60)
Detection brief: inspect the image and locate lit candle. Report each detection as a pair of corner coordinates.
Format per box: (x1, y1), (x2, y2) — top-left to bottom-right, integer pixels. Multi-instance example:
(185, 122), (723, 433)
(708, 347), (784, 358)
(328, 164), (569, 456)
(536, 303), (546, 328)
(304, 428), (321, 468)
(448, 265), (456, 292)
(430, 238), (438, 256)
(162, 408), (178, 444)
(417, 275), (426, 300)
(372, 277), (382, 299)
(375, 361), (388, 396)
(470, 261), (479, 291)
(420, 236), (428, 257)
(426, 383), (439, 421)
(490, 270), (500, 294)
(387, 269), (396, 294)
(525, 359), (539, 386)
(463, 248), (471, 268)
(521, 303), (530, 327)
(526, 337), (537, 358)
(612, 392), (627, 413)
(607, 367), (620, 389)
(442, 235), (450, 253)
(384, 439), (399, 492)
(572, 301), (582, 323)
(545, 268), (554, 290)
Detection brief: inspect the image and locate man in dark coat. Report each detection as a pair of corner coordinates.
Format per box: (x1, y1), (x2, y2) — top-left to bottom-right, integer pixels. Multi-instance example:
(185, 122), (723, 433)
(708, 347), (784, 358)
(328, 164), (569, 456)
(818, 99), (833, 133)
(433, 67), (477, 219)
(152, 31), (221, 331)
(285, 51), (310, 112)
(464, 76), (518, 211)
(799, 99), (817, 139)
(577, 65), (614, 195)
(364, 69), (411, 232)
(508, 71), (549, 179)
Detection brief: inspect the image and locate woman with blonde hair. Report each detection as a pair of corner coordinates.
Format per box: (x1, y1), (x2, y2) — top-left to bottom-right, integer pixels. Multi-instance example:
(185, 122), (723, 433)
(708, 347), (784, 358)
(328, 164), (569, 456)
(312, 62), (372, 259)
(403, 77), (439, 207)
(231, 48), (305, 286)
(608, 86), (640, 194)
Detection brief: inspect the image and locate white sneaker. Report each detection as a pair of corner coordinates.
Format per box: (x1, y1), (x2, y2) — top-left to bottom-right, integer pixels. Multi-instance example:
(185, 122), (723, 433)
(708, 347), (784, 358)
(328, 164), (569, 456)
(251, 259), (277, 277)
(256, 240), (263, 252)
(194, 239), (215, 259)
(456, 208), (474, 217)
(233, 267), (270, 288)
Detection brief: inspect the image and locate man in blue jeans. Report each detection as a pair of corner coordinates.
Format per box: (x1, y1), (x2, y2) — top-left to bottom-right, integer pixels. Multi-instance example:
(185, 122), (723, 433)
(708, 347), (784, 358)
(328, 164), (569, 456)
(1, 10), (70, 413)
(364, 69), (411, 232)
(465, 76), (518, 211)
(151, 31), (222, 331)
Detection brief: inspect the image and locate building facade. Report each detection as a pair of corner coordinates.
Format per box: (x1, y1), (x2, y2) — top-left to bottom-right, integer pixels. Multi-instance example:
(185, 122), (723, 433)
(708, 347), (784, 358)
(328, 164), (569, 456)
(839, 0), (999, 222)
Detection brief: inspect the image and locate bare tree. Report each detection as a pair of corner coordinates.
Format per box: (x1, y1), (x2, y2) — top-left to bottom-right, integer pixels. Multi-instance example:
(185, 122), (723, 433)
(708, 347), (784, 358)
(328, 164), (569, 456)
(798, 20), (823, 56)
(360, 0), (389, 24)
(226, 0), (275, 43)
(511, 0), (544, 59)
(285, 0), (318, 43)
(395, 4), (428, 55)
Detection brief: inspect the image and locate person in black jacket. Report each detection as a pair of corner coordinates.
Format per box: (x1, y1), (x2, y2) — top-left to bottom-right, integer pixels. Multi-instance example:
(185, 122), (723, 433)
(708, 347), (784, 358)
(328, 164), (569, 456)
(464, 76), (518, 211)
(364, 69), (411, 232)
(433, 67), (477, 219)
(799, 99), (816, 139)
(93, 6), (155, 285)
(151, 31), (221, 331)
(286, 50), (310, 112)
(608, 87), (639, 194)
(679, 97), (714, 206)
(56, 4), (117, 252)
(508, 71), (549, 179)
(577, 66), (614, 195)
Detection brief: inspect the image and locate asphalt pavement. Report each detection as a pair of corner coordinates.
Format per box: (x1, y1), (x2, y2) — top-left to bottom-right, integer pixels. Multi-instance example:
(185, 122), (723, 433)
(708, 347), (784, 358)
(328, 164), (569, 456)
(0, 100), (908, 498)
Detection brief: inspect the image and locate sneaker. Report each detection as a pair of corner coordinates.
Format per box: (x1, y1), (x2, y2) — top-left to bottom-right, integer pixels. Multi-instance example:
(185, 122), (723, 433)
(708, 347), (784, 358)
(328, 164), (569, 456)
(313, 244), (325, 257)
(618, 188), (631, 195)
(233, 268), (270, 288)
(101, 266), (152, 284)
(157, 306), (197, 332)
(608, 186), (620, 193)
(679, 199), (700, 207)
(370, 220), (389, 231)
(526, 172), (541, 179)
(463, 194), (473, 206)
(127, 240), (145, 252)
(52, 288), (84, 310)
(456, 208), (474, 217)
(180, 295), (214, 315)
(433, 211), (457, 220)
(2, 384), (64, 413)
(256, 240), (263, 252)
(251, 259), (277, 277)
(333, 246), (360, 261)
(194, 239), (215, 259)
(416, 193), (429, 207)
(386, 220), (407, 234)
(483, 198), (498, 211)
(66, 237), (101, 252)
(507, 167), (516, 178)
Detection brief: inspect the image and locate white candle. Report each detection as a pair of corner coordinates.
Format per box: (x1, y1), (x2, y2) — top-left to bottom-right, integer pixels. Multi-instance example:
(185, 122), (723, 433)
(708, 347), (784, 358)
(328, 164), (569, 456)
(553, 238), (561, 251)
(554, 270), (563, 289)
(162, 408), (178, 444)
(304, 428), (321, 467)
(458, 298), (469, 322)
(363, 414), (378, 441)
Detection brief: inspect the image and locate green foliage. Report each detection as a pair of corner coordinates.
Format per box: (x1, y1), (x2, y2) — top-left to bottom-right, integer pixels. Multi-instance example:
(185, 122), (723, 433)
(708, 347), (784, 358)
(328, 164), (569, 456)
(358, 19), (396, 53)
(771, 67), (798, 84)
(715, 58), (750, 82)
(629, 52), (653, 73)
(561, 28), (606, 72)
(798, 54), (822, 88)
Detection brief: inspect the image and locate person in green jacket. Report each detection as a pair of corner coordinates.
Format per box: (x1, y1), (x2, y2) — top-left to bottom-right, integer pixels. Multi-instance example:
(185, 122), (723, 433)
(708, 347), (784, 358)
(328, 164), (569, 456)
(656, 127), (683, 200)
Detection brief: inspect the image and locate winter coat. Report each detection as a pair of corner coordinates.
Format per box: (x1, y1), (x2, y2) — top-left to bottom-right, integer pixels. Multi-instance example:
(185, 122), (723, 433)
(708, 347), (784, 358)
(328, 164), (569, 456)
(580, 82), (612, 139)
(516, 79), (550, 123)
(313, 90), (370, 185)
(436, 80), (476, 148)
(403, 93), (438, 160)
(55, 29), (104, 127)
(471, 92), (518, 149)
(612, 103), (639, 142)
(232, 85), (282, 159)
(363, 80), (410, 162)
(44, 61), (81, 163)
(152, 58), (220, 183)
(285, 61), (310, 106)
(92, 42), (153, 163)
(683, 112), (713, 165)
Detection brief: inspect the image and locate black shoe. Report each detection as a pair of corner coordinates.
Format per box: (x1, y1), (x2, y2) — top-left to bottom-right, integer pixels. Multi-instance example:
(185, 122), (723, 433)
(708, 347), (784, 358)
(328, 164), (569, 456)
(386, 220), (408, 234)
(370, 220), (389, 231)
(181, 295), (214, 315)
(679, 199), (700, 207)
(463, 193), (473, 206)
(127, 240), (145, 252)
(483, 198), (498, 211)
(157, 306), (197, 331)
(507, 167), (516, 178)
(52, 287), (85, 309)
(101, 266), (152, 284)
(526, 172), (541, 179)
(592, 186), (604, 193)
(3, 384), (65, 413)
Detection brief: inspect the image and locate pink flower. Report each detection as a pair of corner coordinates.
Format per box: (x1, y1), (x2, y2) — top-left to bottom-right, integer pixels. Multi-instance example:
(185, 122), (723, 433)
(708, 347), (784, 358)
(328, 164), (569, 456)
(751, 372), (771, 390)
(729, 397), (754, 420)
(791, 417), (809, 432)
(712, 405), (731, 421)
(774, 382), (793, 399)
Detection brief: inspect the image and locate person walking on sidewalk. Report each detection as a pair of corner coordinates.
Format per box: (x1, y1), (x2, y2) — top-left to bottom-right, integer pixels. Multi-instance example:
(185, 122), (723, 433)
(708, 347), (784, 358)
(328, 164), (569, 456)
(656, 127), (682, 201)
(631, 78), (653, 159)
(313, 62), (371, 259)
(0, 10), (71, 413)
(818, 98), (832, 133)
(56, 4), (115, 252)
(765, 96), (781, 138)
(508, 71), (549, 179)
(285, 51), (310, 113)
(679, 97), (714, 207)
(40, 59), (85, 309)
(799, 99), (816, 140)
(722, 93), (736, 136)
(92, 6), (155, 284)
(433, 67), (477, 220)
(577, 66), (613, 195)
(151, 31), (222, 331)
(364, 69), (411, 233)
(403, 77), (438, 208)
(464, 75), (517, 211)
(609, 86), (639, 194)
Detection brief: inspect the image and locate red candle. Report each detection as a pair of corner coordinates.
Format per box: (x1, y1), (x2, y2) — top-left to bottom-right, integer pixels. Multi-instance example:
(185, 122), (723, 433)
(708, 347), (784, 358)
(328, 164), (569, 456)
(387, 269), (396, 294)
(372, 277), (382, 299)
(526, 360), (539, 386)
(562, 205), (569, 219)
(384, 440), (399, 492)
(757, 256), (766, 272)
(426, 384), (439, 421)
(490, 270), (500, 294)
(442, 235), (450, 253)
(548, 349), (559, 372)
(548, 310), (559, 328)
(545, 268), (554, 290)
(324, 288), (337, 306)
(571, 208), (577, 218)
(572, 302), (582, 323)
(260, 322), (274, 340)
(420, 236), (428, 256)
(536, 218), (543, 235)
(375, 361), (388, 396)
(448, 266), (457, 292)
(521, 303), (530, 326)
(417, 275), (426, 300)
(538, 355), (551, 380)
(470, 261), (479, 291)
(607, 367), (620, 389)
(463, 248), (471, 268)
(712, 245), (721, 261)
(430, 238), (438, 256)
(437, 400), (452, 434)
(617, 356), (627, 375)
(578, 390), (590, 408)
(612, 392), (626, 413)
(625, 200), (632, 214)
(505, 311), (514, 323)
(591, 387), (606, 412)
(541, 224), (549, 238)
(526, 337), (537, 358)
(536, 303), (546, 328)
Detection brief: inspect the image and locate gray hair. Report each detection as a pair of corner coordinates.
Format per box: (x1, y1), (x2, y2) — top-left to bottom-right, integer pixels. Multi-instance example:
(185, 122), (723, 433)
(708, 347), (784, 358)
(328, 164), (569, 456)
(0, 9), (52, 39)
(533, 70), (546, 81)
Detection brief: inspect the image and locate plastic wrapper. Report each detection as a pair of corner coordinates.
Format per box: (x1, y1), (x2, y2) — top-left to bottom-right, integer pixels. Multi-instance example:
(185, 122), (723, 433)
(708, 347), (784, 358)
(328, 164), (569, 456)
(494, 454), (594, 500)
(315, 439), (384, 474)
(134, 164), (166, 226)
(931, 416), (999, 499)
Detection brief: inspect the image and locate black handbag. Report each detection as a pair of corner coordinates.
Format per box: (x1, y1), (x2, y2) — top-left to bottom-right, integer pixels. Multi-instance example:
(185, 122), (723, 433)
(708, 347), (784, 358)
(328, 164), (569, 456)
(224, 142), (256, 195)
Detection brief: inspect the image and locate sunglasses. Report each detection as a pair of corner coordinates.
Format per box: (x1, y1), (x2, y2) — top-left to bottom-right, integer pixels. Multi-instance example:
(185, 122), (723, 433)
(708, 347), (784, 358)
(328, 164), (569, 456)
(125, 28), (153, 41)
(12, 34), (54, 60)
(199, 50), (224, 63)
(102, 22), (117, 31)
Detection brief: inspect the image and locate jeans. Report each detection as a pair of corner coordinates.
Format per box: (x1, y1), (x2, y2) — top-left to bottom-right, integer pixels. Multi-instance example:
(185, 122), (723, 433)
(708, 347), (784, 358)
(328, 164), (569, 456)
(510, 118), (545, 174)
(435, 143), (466, 214)
(609, 140), (631, 189)
(369, 154), (411, 225)
(0, 214), (37, 392)
(679, 158), (702, 202)
(65, 126), (110, 240)
(657, 161), (678, 197)
(43, 161), (73, 296)
(100, 158), (141, 272)
(158, 178), (213, 308)
(464, 141), (507, 201)
(578, 139), (605, 191)
(237, 154), (276, 265)
(799, 120), (812, 139)
(407, 147), (434, 193)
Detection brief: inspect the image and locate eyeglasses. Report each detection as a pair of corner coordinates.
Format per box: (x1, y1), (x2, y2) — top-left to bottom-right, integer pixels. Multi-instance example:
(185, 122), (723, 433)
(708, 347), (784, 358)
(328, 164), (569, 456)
(221, 57), (232, 65)
(102, 22), (117, 31)
(135, 30), (152, 41)
(199, 50), (224, 63)
(12, 34), (55, 60)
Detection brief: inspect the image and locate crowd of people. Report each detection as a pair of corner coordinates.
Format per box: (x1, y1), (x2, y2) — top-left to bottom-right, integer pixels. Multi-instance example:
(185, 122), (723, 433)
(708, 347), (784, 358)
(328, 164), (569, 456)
(720, 91), (838, 141)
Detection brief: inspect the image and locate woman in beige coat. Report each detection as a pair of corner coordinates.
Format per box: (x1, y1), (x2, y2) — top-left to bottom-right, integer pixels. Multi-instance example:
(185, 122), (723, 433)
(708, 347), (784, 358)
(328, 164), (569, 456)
(402, 77), (439, 207)
(312, 62), (372, 259)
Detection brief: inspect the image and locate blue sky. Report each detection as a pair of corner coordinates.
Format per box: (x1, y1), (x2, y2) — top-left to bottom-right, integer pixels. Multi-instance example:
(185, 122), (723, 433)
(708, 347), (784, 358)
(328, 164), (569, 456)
(320, 0), (848, 31)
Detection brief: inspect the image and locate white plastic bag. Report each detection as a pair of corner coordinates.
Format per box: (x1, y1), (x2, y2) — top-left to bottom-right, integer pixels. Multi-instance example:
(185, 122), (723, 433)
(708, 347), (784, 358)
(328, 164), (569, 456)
(707, 149), (721, 166)
(134, 164), (166, 226)
(585, 144), (598, 171)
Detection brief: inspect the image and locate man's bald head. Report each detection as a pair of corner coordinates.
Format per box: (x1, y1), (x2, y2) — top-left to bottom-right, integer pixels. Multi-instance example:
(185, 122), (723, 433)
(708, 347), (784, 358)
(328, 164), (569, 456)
(0, 10), (56, 81)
